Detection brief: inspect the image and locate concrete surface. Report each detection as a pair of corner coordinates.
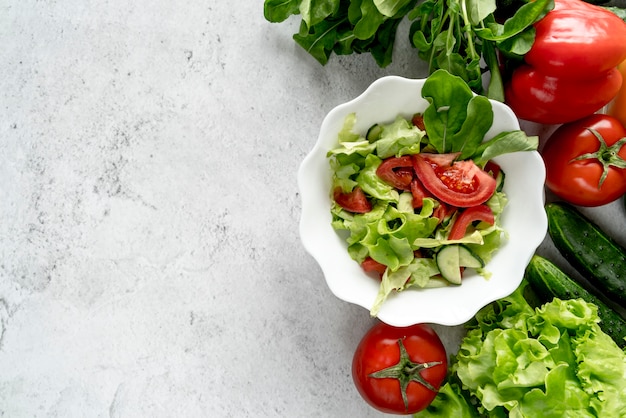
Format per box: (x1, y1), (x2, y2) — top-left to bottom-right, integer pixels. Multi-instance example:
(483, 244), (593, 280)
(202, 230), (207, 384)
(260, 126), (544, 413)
(1, 1), (625, 417)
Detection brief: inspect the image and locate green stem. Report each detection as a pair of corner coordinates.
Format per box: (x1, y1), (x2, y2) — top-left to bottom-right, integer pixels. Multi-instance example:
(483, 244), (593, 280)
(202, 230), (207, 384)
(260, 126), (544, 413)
(459, 0), (478, 60)
(369, 338), (445, 412)
(571, 129), (626, 188)
(483, 40), (505, 101)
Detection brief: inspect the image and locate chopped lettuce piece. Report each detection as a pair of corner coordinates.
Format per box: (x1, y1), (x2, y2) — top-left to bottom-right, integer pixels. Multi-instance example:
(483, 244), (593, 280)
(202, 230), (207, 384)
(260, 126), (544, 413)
(374, 116), (426, 158)
(356, 154), (399, 202)
(370, 257), (441, 316)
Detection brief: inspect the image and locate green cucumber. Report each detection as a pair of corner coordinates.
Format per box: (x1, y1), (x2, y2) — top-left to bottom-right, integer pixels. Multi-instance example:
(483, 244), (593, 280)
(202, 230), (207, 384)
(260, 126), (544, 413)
(436, 245), (483, 284)
(525, 255), (626, 348)
(495, 169), (505, 193)
(366, 124), (383, 142)
(546, 202), (626, 306)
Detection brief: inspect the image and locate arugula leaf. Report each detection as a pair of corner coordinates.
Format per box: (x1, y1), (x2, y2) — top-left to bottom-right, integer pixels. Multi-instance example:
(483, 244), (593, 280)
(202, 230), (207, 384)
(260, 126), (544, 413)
(353, 0), (386, 40)
(373, 0), (415, 17)
(474, 0), (553, 42)
(294, 17), (347, 65)
(466, 0), (496, 26)
(300, 0), (342, 27)
(474, 130), (539, 164)
(264, 0), (302, 22)
(359, 17), (402, 67)
(421, 70), (494, 159)
(420, 69), (538, 162)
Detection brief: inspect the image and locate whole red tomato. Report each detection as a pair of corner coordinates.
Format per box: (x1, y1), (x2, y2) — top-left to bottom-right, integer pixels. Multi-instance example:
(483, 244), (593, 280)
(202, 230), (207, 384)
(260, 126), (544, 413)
(542, 114), (626, 207)
(352, 321), (447, 415)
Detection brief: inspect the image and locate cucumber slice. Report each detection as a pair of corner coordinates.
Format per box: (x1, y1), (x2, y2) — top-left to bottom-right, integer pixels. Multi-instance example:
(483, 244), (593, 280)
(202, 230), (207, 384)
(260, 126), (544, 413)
(495, 169), (505, 192)
(437, 245), (484, 284)
(458, 245), (484, 269)
(366, 124), (383, 142)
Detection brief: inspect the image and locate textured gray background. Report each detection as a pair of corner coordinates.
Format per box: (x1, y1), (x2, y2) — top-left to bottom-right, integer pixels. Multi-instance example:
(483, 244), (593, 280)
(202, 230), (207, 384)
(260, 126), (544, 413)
(1, 1), (625, 417)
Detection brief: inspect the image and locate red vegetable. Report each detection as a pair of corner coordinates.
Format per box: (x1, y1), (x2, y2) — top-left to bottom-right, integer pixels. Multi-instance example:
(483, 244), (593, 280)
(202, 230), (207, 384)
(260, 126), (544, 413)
(361, 257), (387, 277)
(542, 114), (626, 207)
(448, 204), (495, 240)
(505, 0), (626, 124)
(524, 0), (626, 79)
(377, 156), (414, 191)
(412, 153), (496, 207)
(505, 65), (623, 125)
(608, 59), (626, 128)
(411, 113), (426, 131)
(432, 201), (453, 224)
(352, 322), (447, 415)
(410, 178), (431, 208)
(333, 186), (371, 213)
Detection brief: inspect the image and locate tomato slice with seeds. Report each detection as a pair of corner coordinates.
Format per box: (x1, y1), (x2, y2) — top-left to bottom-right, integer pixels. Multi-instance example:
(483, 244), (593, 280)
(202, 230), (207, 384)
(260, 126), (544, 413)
(448, 204), (495, 240)
(412, 154), (497, 207)
(334, 186), (372, 213)
(377, 156), (414, 190)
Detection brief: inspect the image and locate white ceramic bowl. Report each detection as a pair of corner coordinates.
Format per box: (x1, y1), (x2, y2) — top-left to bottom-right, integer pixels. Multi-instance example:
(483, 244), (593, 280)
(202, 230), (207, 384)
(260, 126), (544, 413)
(298, 76), (547, 327)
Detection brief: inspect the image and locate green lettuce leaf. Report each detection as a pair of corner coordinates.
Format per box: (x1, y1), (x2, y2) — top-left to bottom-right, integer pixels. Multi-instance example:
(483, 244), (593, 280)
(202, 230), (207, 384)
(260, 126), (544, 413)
(356, 154), (399, 202)
(414, 380), (480, 417)
(370, 256), (440, 316)
(449, 283), (626, 417)
(374, 115), (426, 158)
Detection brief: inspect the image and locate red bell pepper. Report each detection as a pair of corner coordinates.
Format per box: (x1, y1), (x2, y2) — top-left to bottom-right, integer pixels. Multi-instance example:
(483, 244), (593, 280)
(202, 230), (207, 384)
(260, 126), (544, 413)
(505, 0), (626, 125)
(506, 65), (623, 125)
(607, 60), (626, 128)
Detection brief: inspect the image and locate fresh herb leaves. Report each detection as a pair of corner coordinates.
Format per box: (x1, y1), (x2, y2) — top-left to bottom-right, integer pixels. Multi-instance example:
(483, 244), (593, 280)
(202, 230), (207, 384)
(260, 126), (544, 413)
(264, 0), (554, 99)
(422, 70), (538, 162)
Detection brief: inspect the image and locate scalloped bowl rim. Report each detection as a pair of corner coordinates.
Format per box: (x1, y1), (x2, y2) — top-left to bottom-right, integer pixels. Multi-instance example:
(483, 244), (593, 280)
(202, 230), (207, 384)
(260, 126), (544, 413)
(298, 76), (547, 327)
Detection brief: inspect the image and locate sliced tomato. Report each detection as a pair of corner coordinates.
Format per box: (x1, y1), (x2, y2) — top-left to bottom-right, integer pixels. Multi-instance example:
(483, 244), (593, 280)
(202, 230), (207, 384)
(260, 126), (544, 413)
(484, 160), (501, 178)
(412, 154), (497, 207)
(410, 178), (431, 208)
(377, 156), (414, 191)
(362, 257), (387, 277)
(419, 152), (460, 167)
(448, 204), (495, 240)
(412, 113), (426, 131)
(334, 186), (372, 213)
(433, 202), (454, 224)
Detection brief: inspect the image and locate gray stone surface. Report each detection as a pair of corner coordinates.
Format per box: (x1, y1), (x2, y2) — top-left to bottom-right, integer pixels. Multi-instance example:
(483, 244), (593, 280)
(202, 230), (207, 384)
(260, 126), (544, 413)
(1, 1), (625, 417)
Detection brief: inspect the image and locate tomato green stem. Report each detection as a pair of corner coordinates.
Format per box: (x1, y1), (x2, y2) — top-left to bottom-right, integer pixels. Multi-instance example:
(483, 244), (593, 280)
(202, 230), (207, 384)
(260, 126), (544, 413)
(368, 338), (443, 412)
(570, 129), (626, 188)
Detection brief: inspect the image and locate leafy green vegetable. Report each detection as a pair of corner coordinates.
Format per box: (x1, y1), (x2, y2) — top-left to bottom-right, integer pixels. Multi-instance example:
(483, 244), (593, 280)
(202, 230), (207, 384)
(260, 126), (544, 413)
(421, 70), (494, 159)
(422, 70), (538, 162)
(414, 380), (480, 417)
(415, 281), (626, 417)
(263, 0), (554, 98)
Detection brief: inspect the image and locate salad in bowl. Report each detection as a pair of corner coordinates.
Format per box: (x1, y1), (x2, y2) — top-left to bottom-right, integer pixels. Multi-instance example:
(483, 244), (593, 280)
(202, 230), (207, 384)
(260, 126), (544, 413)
(298, 70), (547, 326)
